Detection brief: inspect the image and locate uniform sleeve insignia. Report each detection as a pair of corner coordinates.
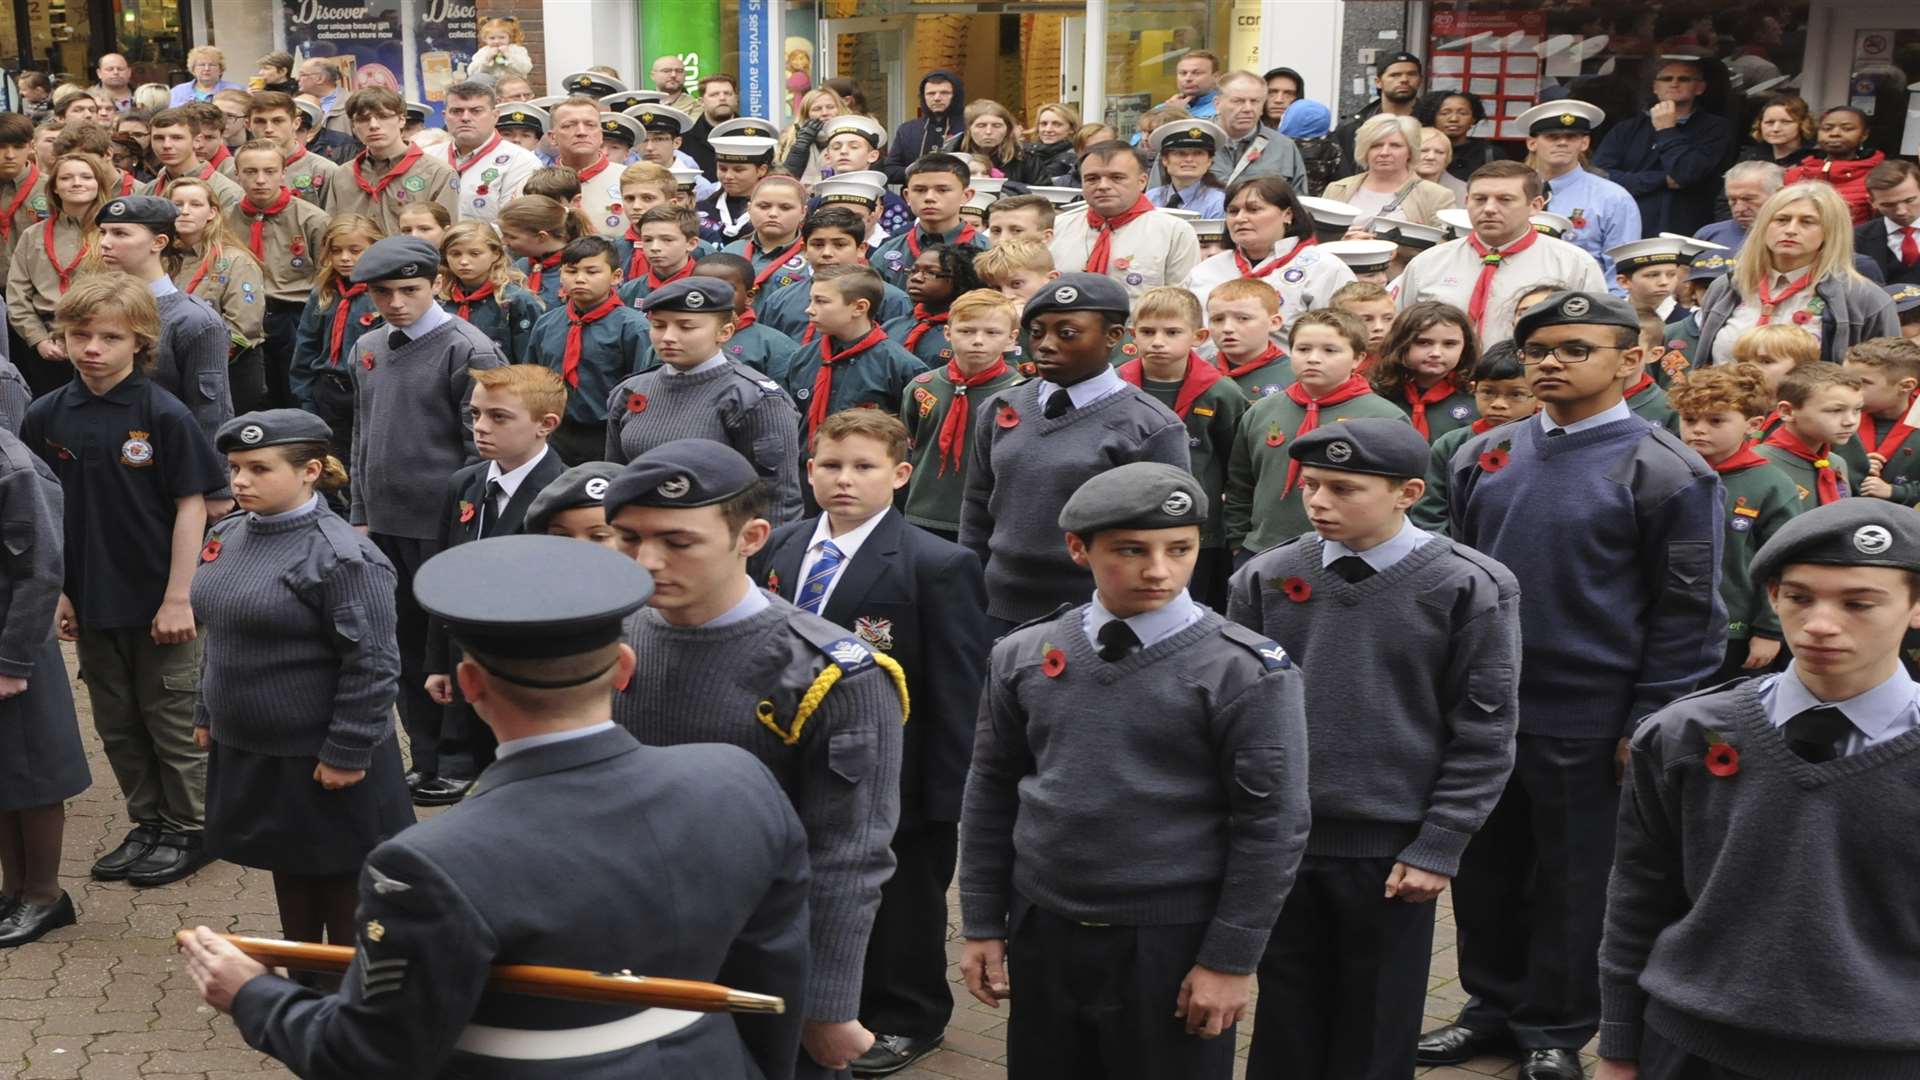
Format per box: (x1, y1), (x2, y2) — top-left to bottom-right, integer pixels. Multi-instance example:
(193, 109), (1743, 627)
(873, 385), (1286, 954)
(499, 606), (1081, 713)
(1221, 622), (1292, 670)
(913, 385), (937, 417)
(368, 865), (411, 895)
(827, 638), (875, 673)
(854, 616), (894, 651)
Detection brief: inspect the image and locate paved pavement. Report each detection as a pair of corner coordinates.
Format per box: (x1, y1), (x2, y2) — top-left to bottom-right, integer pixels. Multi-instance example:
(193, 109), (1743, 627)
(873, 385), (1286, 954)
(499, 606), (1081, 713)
(0, 648), (1595, 1078)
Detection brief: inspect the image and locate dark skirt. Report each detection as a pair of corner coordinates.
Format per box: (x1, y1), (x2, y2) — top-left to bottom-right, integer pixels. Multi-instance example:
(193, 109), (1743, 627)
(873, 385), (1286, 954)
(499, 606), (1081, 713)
(0, 636), (90, 811)
(205, 735), (415, 875)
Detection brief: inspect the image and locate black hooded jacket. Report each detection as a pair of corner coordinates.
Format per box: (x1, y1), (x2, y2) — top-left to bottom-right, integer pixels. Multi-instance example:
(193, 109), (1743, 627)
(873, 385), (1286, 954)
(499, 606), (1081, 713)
(882, 69), (966, 184)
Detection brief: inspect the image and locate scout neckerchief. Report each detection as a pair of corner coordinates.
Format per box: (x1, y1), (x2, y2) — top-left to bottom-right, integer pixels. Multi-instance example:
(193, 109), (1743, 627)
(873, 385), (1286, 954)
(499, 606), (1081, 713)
(903, 304), (948, 351)
(154, 160), (215, 199)
(645, 257), (695, 291)
(808, 325), (888, 436)
(1119, 350), (1222, 418)
(905, 221), (976, 260)
(745, 235), (804, 294)
(561, 293), (622, 387)
(206, 144), (231, 171)
(448, 133), (504, 175)
(574, 154), (613, 185)
(284, 144), (309, 170)
(115, 172), (135, 196)
(622, 225), (650, 280)
(1712, 445), (1771, 474)
(1465, 228), (1538, 332)
(327, 282), (368, 365)
(0, 162), (38, 243)
(1233, 235), (1315, 280)
(44, 218), (87, 294)
(1858, 389), (1920, 459)
(1282, 373), (1373, 494)
(715, 195), (750, 239)
(351, 144), (425, 200)
(1763, 426), (1843, 503)
(934, 355), (1010, 475)
(1403, 374), (1460, 439)
(240, 187), (292, 260)
(180, 242), (222, 296)
(733, 307), (758, 330)
(1220, 340), (1283, 378)
(524, 249), (564, 295)
(450, 280), (495, 321)
(1755, 271), (1813, 325)
(1083, 194), (1154, 275)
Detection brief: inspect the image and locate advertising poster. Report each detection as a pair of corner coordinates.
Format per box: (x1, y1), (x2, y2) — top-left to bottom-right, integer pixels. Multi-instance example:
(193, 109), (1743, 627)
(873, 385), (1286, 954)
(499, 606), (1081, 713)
(283, 0), (406, 96)
(641, 0), (721, 94)
(415, 0), (479, 126)
(741, 0), (775, 121)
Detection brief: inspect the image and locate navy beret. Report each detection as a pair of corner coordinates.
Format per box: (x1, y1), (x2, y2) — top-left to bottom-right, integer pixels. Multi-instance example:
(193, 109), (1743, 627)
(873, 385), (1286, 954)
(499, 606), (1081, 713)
(640, 276), (736, 315)
(1021, 272), (1132, 323)
(215, 409), (333, 453)
(350, 236), (442, 285)
(415, 536), (652, 665)
(605, 438), (759, 515)
(1288, 417), (1429, 478)
(1058, 462), (1207, 535)
(1750, 500), (1920, 585)
(96, 195), (176, 236)
(1512, 290), (1640, 343)
(1887, 281), (1920, 314)
(526, 462), (623, 535)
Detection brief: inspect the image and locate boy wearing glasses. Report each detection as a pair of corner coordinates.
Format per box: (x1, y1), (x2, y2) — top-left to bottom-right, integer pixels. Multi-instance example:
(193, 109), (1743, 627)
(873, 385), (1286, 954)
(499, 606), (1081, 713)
(1420, 291), (1725, 1080)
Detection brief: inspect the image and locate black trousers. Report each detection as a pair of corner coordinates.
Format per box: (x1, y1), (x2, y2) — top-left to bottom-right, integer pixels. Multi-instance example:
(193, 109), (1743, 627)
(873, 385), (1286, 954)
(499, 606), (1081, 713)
(1452, 732), (1620, 1050)
(858, 820), (958, 1039)
(263, 299), (304, 409)
(229, 344), (268, 416)
(434, 698), (496, 780)
(1637, 1023), (1759, 1080)
(370, 533), (443, 778)
(1006, 902), (1235, 1080)
(1245, 854), (1436, 1080)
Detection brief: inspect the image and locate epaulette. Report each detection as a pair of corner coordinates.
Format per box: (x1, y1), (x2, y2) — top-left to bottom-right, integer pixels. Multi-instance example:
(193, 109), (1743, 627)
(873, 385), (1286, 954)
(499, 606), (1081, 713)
(762, 611), (910, 746)
(1009, 602), (1075, 636)
(790, 612), (877, 676)
(313, 509), (367, 561)
(727, 363), (785, 396)
(1219, 622), (1292, 671)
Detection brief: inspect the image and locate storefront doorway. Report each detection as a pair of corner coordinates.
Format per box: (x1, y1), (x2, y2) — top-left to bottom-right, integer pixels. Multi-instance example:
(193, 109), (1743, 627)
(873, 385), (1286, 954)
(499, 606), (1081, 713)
(2, 0), (190, 86)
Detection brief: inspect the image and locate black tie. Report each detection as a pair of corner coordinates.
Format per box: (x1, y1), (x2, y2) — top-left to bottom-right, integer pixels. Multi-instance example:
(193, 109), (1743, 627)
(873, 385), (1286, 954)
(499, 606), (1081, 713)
(1331, 555), (1375, 583)
(480, 479), (504, 537)
(388, 329), (407, 350)
(1166, 190), (1184, 209)
(1096, 619), (1141, 662)
(1044, 391), (1075, 420)
(1782, 705), (1855, 764)
(1546, 427), (1566, 438)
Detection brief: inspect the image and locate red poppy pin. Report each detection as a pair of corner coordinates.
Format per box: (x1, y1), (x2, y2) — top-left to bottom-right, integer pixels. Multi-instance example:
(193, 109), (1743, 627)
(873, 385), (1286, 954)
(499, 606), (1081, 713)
(997, 404), (1020, 429)
(1280, 576), (1312, 603)
(199, 538), (222, 563)
(767, 570), (780, 593)
(1479, 439), (1512, 473)
(359, 312), (376, 326)
(1265, 424), (1285, 448)
(1041, 645), (1067, 677)
(1791, 310), (1812, 325)
(289, 240), (305, 256)
(627, 392), (648, 414)
(361, 351), (375, 370)
(1568, 209), (1587, 229)
(458, 500), (475, 524)
(1703, 730), (1739, 777)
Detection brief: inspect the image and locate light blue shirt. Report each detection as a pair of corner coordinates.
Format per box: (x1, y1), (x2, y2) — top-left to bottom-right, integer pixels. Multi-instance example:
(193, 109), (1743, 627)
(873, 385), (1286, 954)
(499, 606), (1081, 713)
(703, 578), (772, 628)
(1322, 518), (1432, 573)
(1083, 589), (1202, 649)
(668, 353), (730, 377)
(1756, 666), (1920, 757)
(1540, 399), (1633, 437)
(1040, 366), (1126, 412)
(1543, 167), (1642, 296)
(147, 276), (178, 299)
(391, 302), (452, 342)
(1147, 181), (1225, 219)
(496, 720), (617, 760)
(255, 494), (321, 523)
(1694, 219), (1747, 252)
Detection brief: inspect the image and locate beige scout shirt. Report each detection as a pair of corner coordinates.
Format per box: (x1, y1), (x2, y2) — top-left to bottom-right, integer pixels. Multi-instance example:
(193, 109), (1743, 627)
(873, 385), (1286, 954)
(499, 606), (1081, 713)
(1049, 204), (1203, 301)
(321, 149), (458, 236)
(226, 190), (331, 304)
(1394, 231), (1609, 345)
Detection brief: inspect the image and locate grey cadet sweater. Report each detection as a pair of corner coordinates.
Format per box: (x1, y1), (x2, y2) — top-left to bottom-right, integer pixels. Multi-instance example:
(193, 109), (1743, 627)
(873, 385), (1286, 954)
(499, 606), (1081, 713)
(959, 605), (1310, 974)
(0, 433), (62, 680)
(603, 361), (804, 525)
(349, 319), (505, 540)
(614, 597), (904, 1022)
(191, 499), (401, 771)
(958, 381), (1190, 621)
(154, 289), (234, 442)
(1227, 534), (1520, 876)
(1600, 680), (1920, 1079)
(0, 358), (31, 436)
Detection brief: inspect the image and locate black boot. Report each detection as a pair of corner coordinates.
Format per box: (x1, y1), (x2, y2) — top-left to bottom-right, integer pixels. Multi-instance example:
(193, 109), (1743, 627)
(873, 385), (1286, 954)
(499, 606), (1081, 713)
(125, 832), (212, 888)
(0, 892), (75, 947)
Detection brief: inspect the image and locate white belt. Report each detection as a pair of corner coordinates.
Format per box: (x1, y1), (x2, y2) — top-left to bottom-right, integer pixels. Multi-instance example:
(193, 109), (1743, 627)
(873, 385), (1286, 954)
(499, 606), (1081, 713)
(454, 1007), (706, 1060)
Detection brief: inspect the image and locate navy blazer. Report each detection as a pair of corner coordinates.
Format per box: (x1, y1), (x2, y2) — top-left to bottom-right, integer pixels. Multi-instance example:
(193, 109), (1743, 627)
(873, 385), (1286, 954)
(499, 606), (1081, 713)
(1854, 219), (1920, 289)
(750, 509), (989, 825)
(425, 448), (569, 673)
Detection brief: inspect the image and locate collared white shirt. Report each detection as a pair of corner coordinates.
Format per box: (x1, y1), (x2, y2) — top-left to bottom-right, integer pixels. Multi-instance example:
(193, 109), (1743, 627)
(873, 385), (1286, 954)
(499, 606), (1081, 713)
(147, 275), (178, 299)
(1050, 204), (1203, 301)
(1039, 366), (1126, 413)
(667, 352), (729, 377)
(496, 720), (617, 760)
(1656, 294), (1678, 322)
(1710, 271), (1824, 364)
(392, 302), (452, 343)
(1757, 665), (1920, 757)
(1322, 518), (1432, 574)
(1884, 217), (1918, 262)
(1187, 237), (1355, 332)
(483, 444), (551, 519)
(1540, 399), (1633, 438)
(1082, 589), (1202, 649)
(703, 577), (773, 628)
(796, 508), (890, 613)
(447, 136), (541, 224)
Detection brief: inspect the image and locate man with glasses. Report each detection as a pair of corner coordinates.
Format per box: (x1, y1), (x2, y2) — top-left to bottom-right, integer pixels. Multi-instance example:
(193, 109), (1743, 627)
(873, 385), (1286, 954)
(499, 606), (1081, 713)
(1593, 58), (1735, 237)
(296, 59), (343, 115)
(1423, 289), (1724, 1080)
(649, 55), (698, 116)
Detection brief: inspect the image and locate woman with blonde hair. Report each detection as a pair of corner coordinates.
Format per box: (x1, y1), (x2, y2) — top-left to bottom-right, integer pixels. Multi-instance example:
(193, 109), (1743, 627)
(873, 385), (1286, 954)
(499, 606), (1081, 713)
(1321, 113), (1455, 234)
(775, 86), (846, 184)
(133, 83), (170, 113)
(1692, 182), (1898, 363)
(947, 99), (1023, 178)
(168, 177), (266, 409)
(1415, 126), (1467, 201)
(437, 219), (543, 361)
(6, 152), (112, 372)
(1011, 101), (1081, 185)
(170, 45), (242, 106)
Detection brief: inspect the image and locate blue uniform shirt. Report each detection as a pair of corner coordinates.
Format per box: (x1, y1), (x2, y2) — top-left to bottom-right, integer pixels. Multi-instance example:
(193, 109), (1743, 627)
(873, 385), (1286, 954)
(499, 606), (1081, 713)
(525, 299), (654, 423)
(869, 222), (988, 290)
(1544, 167), (1643, 293)
(1148, 180), (1225, 219)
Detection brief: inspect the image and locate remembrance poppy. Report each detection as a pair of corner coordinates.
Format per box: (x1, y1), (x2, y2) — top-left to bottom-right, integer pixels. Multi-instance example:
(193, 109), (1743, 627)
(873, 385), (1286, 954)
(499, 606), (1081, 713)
(1041, 646), (1066, 677)
(998, 405), (1021, 429)
(1479, 447), (1510, 473)
(1281, 576), (1311, 603)
(627, 393), (649, 414)
(199, 538), (222, 563)
(1705, 743), (1740, 777)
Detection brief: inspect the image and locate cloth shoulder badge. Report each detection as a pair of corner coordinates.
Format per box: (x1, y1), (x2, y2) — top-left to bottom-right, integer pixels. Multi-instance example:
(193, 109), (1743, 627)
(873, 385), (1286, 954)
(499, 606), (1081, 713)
(121, 430), (154, 468)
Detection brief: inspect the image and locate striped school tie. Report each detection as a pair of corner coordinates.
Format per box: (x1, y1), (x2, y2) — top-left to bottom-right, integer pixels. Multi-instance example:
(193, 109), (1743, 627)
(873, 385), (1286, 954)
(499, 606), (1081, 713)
(798, 541), (845, 615)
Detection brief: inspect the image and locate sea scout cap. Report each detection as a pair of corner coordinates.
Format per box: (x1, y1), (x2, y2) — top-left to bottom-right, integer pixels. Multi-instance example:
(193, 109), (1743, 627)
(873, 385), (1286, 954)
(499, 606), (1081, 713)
(669, 164), (701, 192)
(1530, 211), (1575, 238)
(561, 71), (628, 97)
(1297, 195), (1361, 241)
(711, 117), (779, 140)
(631, 108), (691, 135)
(1663, 231), (1728, 259)
(403, 100), (431, 125)
(1021, 272), (1132, 322)
(1148, 118), (1228, 155)
(1318, 239), (1397, 273)
(1688, 251), (1735, 282)
(1289, 418), (1429, 478)
(639, 276), (736, 314)
(605, 438), (759, 515)
(1191, 219), (1228, 244)
(815, 174), (886, 209)
(1750, 499), (1920, 585)
(1058, 462), (1208, 535)
(1374, 216), (1444, 249)
(1608, 237), (1692, 274)
(496, 104), (549, 135)
(527, 95), (568, 111)
(1887, 281), (1920, 314)
(415, 536), (653, 665)
(819, 114), (884, 145)
(710, 135), (777, 165)
(600, 90), (660, 113)
(1161, 207), (1201, 222)
(1435, 207), (1473, 239)
(1512, 290), (1640, 342)
(1027, 185), (1083, 207)
(96, 194), (176, 238)
(350, 236), (442, 284)
(215, 409), (333, 453)
(293, 98), (325, 130)
(970, 175), (1007, 197)
(959, 190), (995, 221)
(599, 112), (644, 146)
(1513, 99), (1604, 136)
(525, 462), (624, 535)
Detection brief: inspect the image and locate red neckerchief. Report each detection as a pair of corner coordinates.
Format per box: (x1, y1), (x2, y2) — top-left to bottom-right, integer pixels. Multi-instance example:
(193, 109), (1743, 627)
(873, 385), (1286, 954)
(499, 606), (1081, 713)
(1466, 228), (1539, 331)
(623, 227), (649, 279)
(1282, 374), (1373, 494)
(646, 257), (695, 291)
(1763, 426), (1842, 503)
(240, 187), (293, 260)
(1713, 446), (1772, 474)
(1756, 272), (1813, 325)
(1403, 375), (1459, 439)
(154, 159), (215, 199)
(574, 154), (613, 184)
(117, 171), (135, 196)
(905, 221), (976, 259)
(1220, 341), (1284, 378)
(561, 294), (622, 387)
(1234, 236), (1316, 279)
(44, 220), (87, 294)
(1751, 408), (1781, 442)
(207, 144), (230, 170)
(351, 144), (425, 199)
(0, 163), (38, 241)
(903, 304), (948, 351)
(1083, 194), (1153, 275)
(808, 326), (888, 436)
(1625, 372), (1656, 401)
(1469, 417), (1499, 435)
(450, 281), (495, 320)
(328, 282), (368, 365)
(745, 236), (804, 293)
(935, 355), (1011, 476)
(525, 249), (563, 294)
(1858, 391), (1920, 458)
(448, 133), (504, 174)
(734, 308), (758, 331)
(1119, 350), (1223, 418)
(284, 145), (308, 169)
(181, 244), (219, 296)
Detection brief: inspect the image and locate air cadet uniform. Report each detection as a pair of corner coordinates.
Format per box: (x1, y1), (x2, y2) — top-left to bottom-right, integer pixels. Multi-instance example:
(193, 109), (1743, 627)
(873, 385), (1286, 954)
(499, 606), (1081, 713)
(606, 441), (907, 1080)
(1599, 500), (1920, 1080)
(899, 355), (1024, 544)
(444, 124), (539, 224)
(1518, 102), (1642, 288)
(440, 282), (546, 370)
(604, 279), (803, 523)
(523, 461), (622, 537)
(144, 162), (246, 213)
(1227, 421), (1521, 1080)
(525, 282), (653, 466)
(872, 219), (987, 292)
(226, 535), (814, 1080)
(231, 184), (329, 410)
(322, 142), (459, 237)
(723, 225), (812, 323)
(960, 462), (1309, 1080)
(278, 140), (338, 204)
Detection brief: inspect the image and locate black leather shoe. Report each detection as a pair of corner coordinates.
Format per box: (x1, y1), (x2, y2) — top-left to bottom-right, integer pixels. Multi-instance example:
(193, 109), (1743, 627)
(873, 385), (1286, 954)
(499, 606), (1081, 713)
(851, 1034), (943, 1076)
(404, 770), (428, 793)
(124, 832), (212, 887)
(412, 776), (474, 807)
(1416, 1023), (1512, 1066)
(0, 894), (18, 921)
(91, 825), (161, 881)
(1520, 1048), (1583, 1080)
(0, 892), (75, 947)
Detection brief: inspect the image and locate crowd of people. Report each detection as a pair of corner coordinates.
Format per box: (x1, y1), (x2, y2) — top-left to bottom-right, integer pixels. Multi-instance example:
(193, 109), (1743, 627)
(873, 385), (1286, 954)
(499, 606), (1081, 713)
(0, 13), (1917, 1080)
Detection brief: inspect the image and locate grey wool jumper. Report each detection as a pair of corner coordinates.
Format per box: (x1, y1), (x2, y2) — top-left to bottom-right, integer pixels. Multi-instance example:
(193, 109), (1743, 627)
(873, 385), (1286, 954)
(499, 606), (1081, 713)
(191, 499), (401, 771)
(0, 437), (62, 679)
(348, 319), (505, 540)
(154, 289), (234, 441)
(603, 360), (805, 525)
(613, 596), (904, 1022)
(1600, 680), (1920, 1079)
(959, 605), (1310, 974)
(1226, 534), (1521, 876)
(958, 381), (1190, 621)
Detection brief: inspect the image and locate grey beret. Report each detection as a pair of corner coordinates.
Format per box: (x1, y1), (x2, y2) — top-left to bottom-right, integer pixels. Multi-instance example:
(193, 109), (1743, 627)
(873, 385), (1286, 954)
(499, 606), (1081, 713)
(605, 438), (759, 515)
(215, 409), (333, 453)
(1750, 500), (1920, 585)
(640, 276), (736, 315)
(96, 195), (176, 236)
(1288, 417), (1429, 478)
(1021, 272), (1133, 323)
(350, 236), (442, 285)
(1512, 290), (1641, 343)
(526, 462), (623, 535)
(1058, 462), (1207, 536)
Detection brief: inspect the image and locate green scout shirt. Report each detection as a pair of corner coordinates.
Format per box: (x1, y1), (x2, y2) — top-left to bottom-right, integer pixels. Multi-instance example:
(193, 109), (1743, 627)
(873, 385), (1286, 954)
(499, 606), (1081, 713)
(1755, 442), (1852, 506)
(1714, 455), (1802, 641)
(1390, 381), (1478, 443)
(1410, 419), (1517, 535)
(900, 361), (1024, 533)
(1834, 415), (1920, 507)
(1134, 368), (1250, 550)
(1627, 378), (1677, 430)
(1224, 389), (1410, 552)
(1226, 353), (1295, 401)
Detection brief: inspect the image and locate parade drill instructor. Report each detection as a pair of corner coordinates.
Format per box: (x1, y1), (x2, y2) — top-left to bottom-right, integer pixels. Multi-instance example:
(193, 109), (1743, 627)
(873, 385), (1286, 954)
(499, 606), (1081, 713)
(1051, 141), (1202, 301)
(180, 536), (813, 1080)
